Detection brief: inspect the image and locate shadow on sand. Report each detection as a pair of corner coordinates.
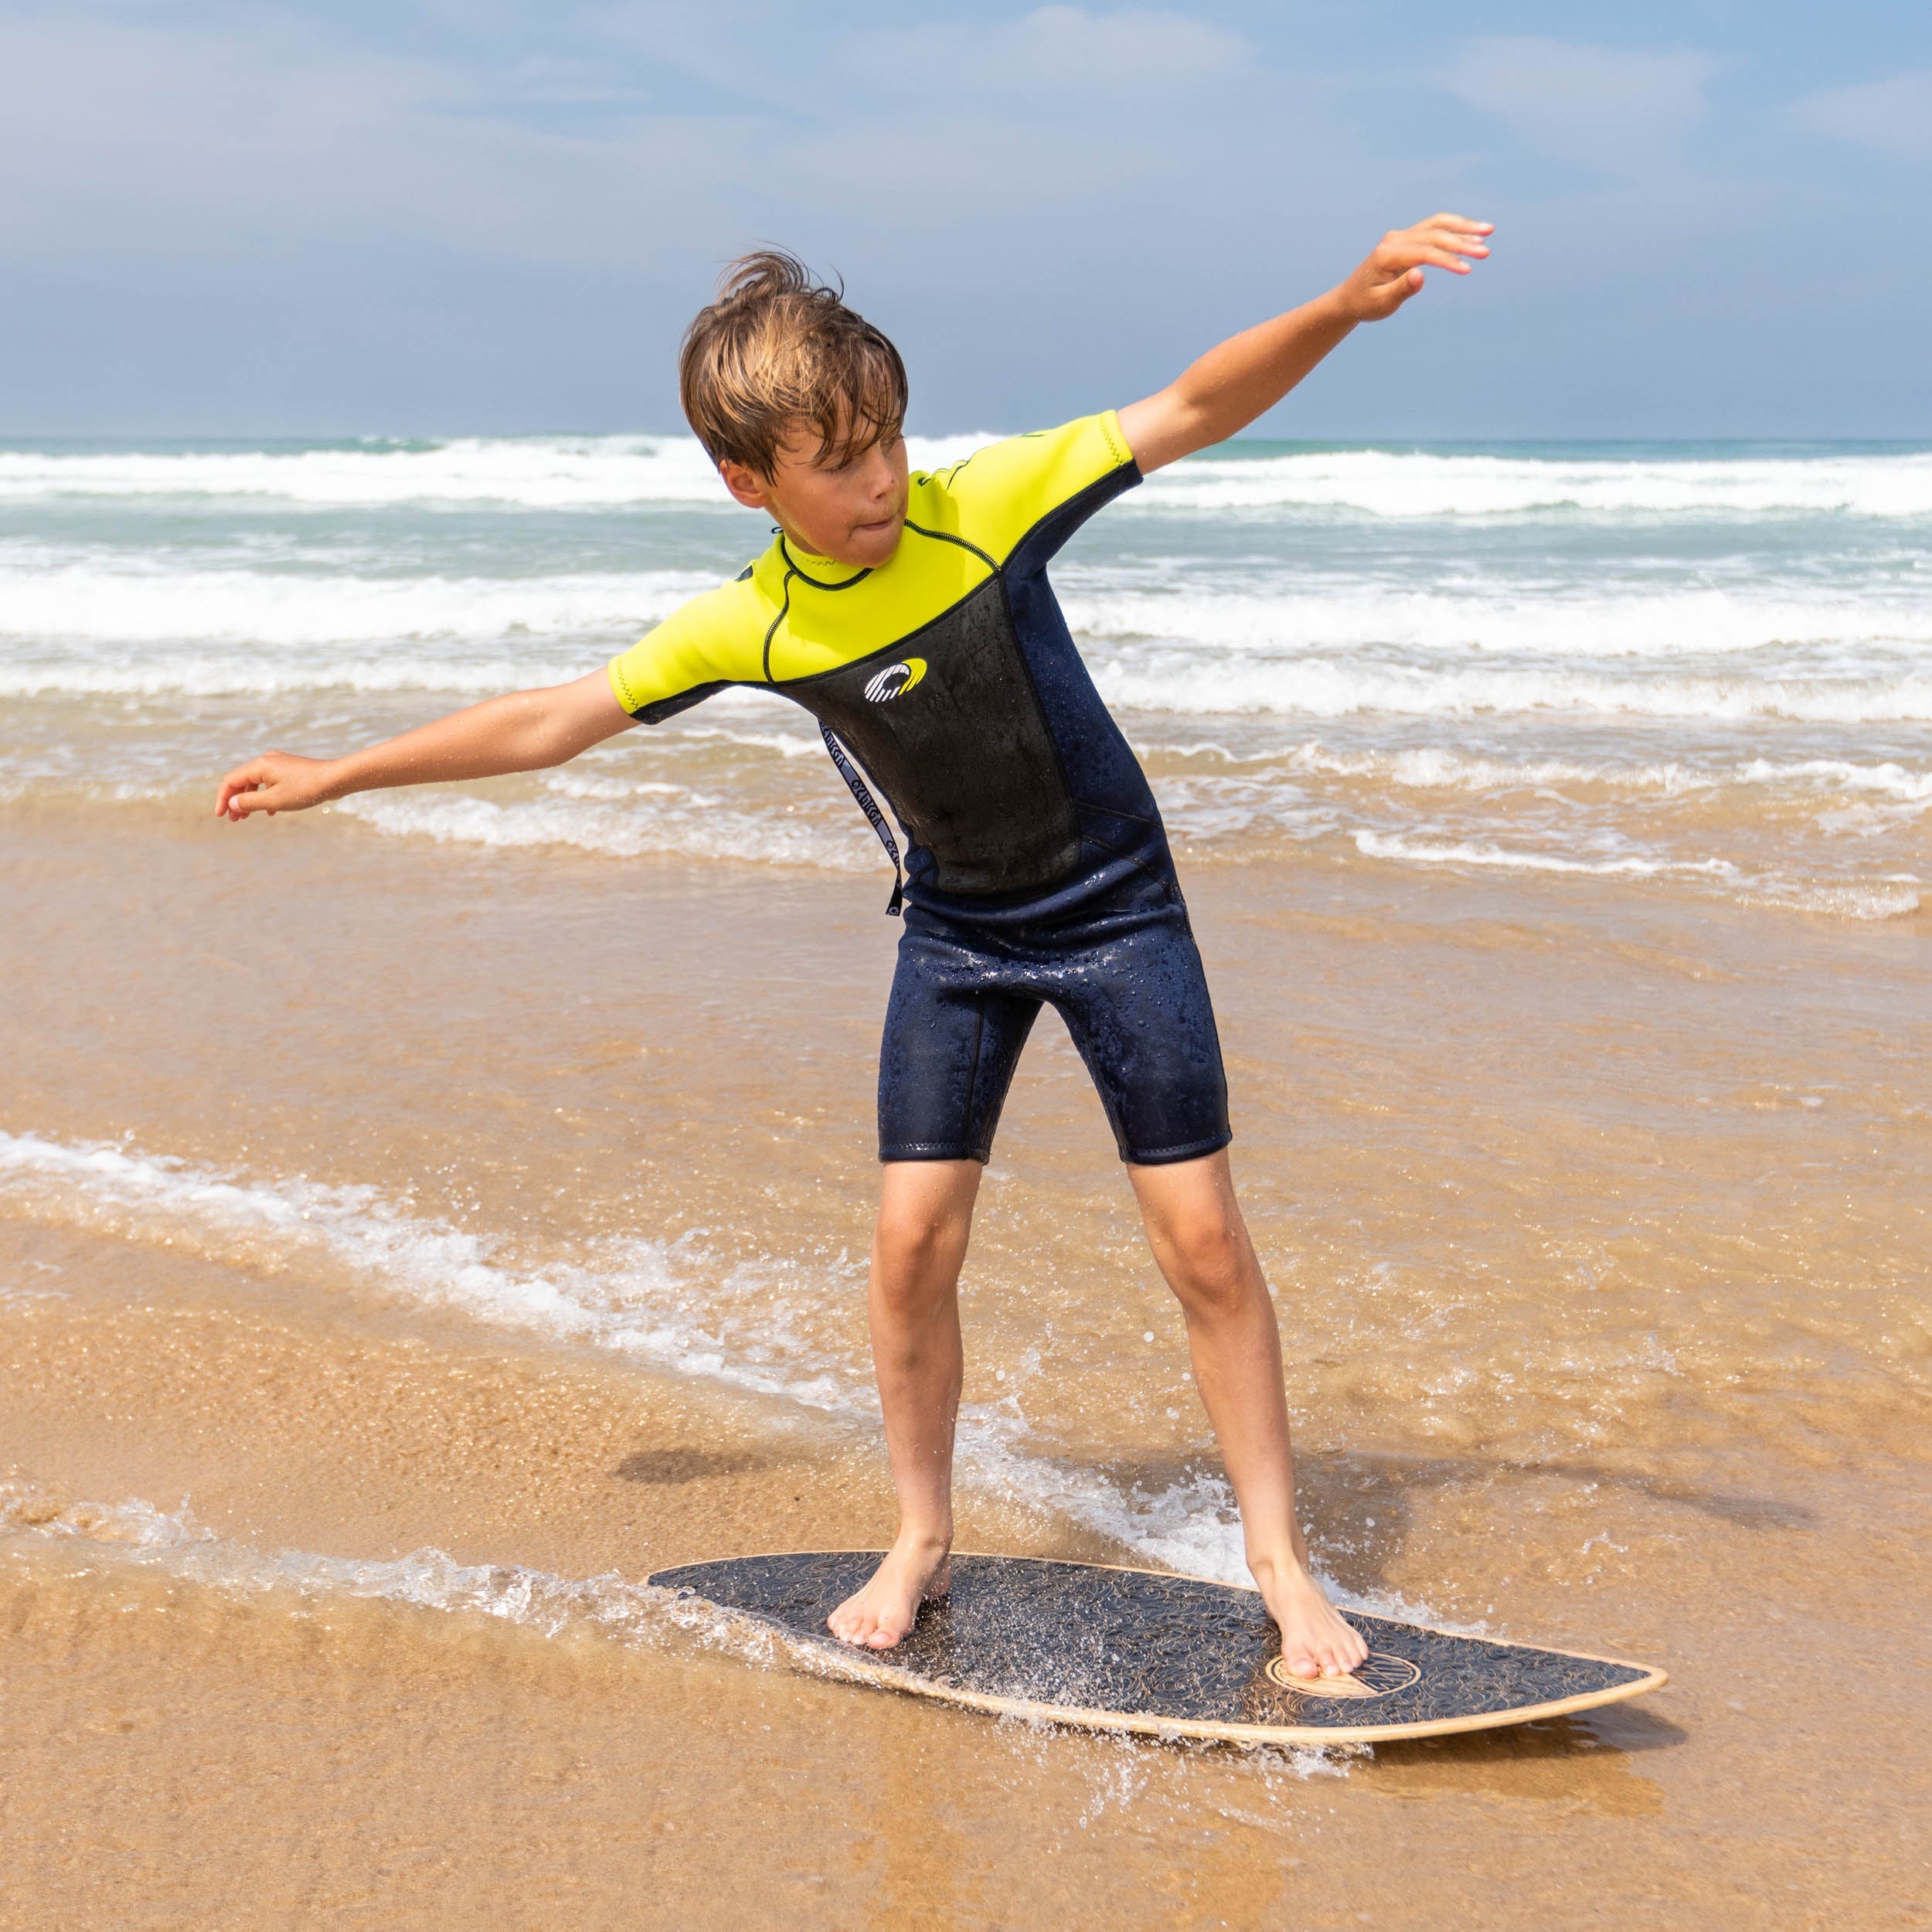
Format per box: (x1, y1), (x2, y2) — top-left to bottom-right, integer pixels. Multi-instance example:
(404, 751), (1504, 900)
(611, 1446), (792, 1486)
(1362, 1705), (1685, 1813)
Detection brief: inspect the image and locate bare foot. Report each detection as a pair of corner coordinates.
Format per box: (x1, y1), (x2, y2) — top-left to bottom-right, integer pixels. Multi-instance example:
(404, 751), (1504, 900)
(827, 1531), (952, 1651)
(1252, 1553), (1369, 1680)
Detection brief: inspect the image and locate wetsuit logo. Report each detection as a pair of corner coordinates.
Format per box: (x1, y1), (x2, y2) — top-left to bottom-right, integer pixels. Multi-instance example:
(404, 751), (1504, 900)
(863, 658), (927, 703)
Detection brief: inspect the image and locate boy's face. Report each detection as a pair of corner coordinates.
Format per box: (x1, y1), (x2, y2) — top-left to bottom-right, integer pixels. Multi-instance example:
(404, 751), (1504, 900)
(718, 424), (909, 570)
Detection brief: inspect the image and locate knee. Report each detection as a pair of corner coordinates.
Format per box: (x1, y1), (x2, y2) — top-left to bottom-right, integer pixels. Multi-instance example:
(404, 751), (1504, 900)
(1158, 1212), (1253, 1316)
(873, 1201), (966, 1288)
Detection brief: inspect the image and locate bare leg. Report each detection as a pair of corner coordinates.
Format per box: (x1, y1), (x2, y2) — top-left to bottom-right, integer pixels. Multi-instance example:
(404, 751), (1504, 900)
(827, 1158), (981, 1650)
(1128, 1149), (1368, 1680)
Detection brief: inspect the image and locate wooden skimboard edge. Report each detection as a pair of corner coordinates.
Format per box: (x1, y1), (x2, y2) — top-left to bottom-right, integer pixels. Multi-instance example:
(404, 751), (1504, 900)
(645, 1549), (1668, 1748)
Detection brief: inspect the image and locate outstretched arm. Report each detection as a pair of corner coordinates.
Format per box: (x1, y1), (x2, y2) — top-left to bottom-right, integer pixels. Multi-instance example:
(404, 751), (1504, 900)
(1116, 213), (1492, 474)
(215, 668), (633, 821)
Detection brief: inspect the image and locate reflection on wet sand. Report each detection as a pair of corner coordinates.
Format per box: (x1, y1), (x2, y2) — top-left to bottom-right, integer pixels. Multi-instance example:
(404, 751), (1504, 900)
(1366, 1712), (1677, 1815)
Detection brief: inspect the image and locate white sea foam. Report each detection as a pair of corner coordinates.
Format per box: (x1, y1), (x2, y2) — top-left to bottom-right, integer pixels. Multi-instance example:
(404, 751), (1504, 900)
(1061, 584), (1932, 661)
(8, 557), (1929, 672)
(1141, 740), (1932, 804)
(1097, 655), (1932, 724)
(0, 563), (712, 655)
(0, 1484), (691, 1645)
(0, 1128), (855, 1411)
(0, 438), (730, 509)
(1732, 756), (1932, 802)
(0, 650), (572, 701)
(7, 435), (1930, 521)
(0, 1131), (1277, 1583)
(1348, 831), (1921, 917)
(0, 1484), (1388, 1761)
(325, 744), (1928, 917)
(0, 433), (1003, 511)
(1136, 446), (1932, 519)
(9, 583), (1929, 718)
(1747, 881), (1926, 919)
(335, 787), (882, 873)
(675, 725), (826, 760)
(1352, 830), (1734, 879)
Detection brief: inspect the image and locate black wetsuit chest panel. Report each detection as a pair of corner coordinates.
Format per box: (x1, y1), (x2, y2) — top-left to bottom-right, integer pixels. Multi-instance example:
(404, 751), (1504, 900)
(777, 575), (1081, 896)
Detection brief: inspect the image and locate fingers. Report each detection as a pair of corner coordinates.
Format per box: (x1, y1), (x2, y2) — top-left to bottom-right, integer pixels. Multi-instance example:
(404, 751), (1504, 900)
(216, 759), (269, 818)
(1386, 236), (1489, 274)
(216, 753), (315, 820)
(1376, 219), (1492, 280)
(1363, 267), (1427, 317)
(217, 774), (279, 821)
(1403, 248), (1479, 276)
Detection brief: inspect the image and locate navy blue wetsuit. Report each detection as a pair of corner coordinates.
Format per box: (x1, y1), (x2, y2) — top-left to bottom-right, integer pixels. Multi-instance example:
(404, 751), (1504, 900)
(606, 412), (1230, 1166)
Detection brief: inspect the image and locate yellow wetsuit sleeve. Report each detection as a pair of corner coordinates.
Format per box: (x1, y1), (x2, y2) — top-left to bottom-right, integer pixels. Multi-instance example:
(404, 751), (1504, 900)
(605, 574), (770, 722)
(921, 410), (1137, 564)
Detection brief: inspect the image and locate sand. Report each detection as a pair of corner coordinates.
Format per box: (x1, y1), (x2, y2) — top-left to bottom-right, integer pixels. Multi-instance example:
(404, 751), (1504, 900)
(2, 798), (1927, 1928)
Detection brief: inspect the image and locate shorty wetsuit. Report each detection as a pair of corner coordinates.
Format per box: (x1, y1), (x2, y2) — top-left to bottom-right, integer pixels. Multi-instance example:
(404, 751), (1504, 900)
(606, 411), (1230, 1166)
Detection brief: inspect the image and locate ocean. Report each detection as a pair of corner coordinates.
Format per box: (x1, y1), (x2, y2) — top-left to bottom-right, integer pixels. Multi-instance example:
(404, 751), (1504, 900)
(3, 433), (1927, 1926)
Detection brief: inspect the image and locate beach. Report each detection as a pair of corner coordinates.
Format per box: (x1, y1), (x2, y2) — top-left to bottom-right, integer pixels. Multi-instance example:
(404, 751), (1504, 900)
(3, 434), (1928, 1927)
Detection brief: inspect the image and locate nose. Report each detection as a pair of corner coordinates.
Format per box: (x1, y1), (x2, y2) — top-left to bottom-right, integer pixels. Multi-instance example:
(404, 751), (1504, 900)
(859, 444), (896, 506)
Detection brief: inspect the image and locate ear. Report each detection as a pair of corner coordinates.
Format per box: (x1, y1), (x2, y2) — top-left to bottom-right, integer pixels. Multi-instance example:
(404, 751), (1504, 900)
(716, 458), (772, 511)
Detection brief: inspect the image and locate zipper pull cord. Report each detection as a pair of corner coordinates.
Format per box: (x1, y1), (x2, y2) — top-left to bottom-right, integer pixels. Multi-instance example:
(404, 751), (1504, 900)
(819, 724), (904, 916)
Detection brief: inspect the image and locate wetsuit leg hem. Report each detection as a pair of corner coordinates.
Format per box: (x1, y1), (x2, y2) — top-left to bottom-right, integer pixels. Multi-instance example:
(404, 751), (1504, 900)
(1120, 1131), (1233, 1168)
(879, 1141), (992, 1165)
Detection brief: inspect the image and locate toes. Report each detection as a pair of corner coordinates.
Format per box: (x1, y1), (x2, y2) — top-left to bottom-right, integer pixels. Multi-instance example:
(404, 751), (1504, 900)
(1282, 1651), (1319, 1679)
(828, 1606), (871, 1647)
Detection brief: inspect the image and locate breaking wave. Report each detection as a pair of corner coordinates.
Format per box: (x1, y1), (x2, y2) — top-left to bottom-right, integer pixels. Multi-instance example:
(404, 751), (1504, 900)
(5, 434), (1930, 520)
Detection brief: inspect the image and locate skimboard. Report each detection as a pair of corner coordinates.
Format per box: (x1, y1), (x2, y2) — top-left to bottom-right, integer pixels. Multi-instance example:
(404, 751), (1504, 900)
(648, 1550), (1665, 1747)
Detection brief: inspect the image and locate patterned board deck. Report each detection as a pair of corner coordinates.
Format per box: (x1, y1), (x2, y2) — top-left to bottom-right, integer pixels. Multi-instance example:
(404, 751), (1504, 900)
(648, 1550), (1666, 1747)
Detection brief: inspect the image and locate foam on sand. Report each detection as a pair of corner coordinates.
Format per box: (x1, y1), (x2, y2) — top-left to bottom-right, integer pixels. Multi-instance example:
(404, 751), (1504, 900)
(0, 1129), (1307, 1587)
(0, 1481), (1379, 1766)
(1347, 830), (1920, 918)
(336, 787), (883, 874)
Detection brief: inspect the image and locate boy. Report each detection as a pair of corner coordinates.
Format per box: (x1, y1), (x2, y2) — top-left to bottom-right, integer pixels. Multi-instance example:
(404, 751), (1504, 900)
(217, 213), (1491, 1679)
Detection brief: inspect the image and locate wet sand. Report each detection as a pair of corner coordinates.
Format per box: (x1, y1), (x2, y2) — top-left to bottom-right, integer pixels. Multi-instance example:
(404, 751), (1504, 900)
(3, 797), (1929, 1928)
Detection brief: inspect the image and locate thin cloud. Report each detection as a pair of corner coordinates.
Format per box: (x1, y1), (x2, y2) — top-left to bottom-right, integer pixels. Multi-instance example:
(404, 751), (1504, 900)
(1447, 36), (1716, 179)
(1794, 70), (1932, 158)
(848, 5), (1245, 107)
(0, 9), (745, 267)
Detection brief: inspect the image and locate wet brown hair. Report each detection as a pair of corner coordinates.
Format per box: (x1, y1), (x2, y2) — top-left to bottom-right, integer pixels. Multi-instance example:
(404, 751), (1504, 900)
(679, 250), (907, 480)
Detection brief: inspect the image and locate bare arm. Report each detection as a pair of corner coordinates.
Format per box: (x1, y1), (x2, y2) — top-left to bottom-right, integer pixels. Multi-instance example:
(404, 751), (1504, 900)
(1117, 213), (1492, 474)
(215, 667), (634, 821)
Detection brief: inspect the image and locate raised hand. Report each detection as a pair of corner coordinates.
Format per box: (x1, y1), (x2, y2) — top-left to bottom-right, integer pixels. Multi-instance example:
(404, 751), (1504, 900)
(216, 750), (340, 821)
(1117, 212), (1494, 472)
(1339, 213), (1492, 321)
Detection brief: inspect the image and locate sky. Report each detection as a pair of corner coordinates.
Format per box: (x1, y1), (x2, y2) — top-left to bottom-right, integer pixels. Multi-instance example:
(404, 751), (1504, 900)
(2, 1), (1929, 439)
